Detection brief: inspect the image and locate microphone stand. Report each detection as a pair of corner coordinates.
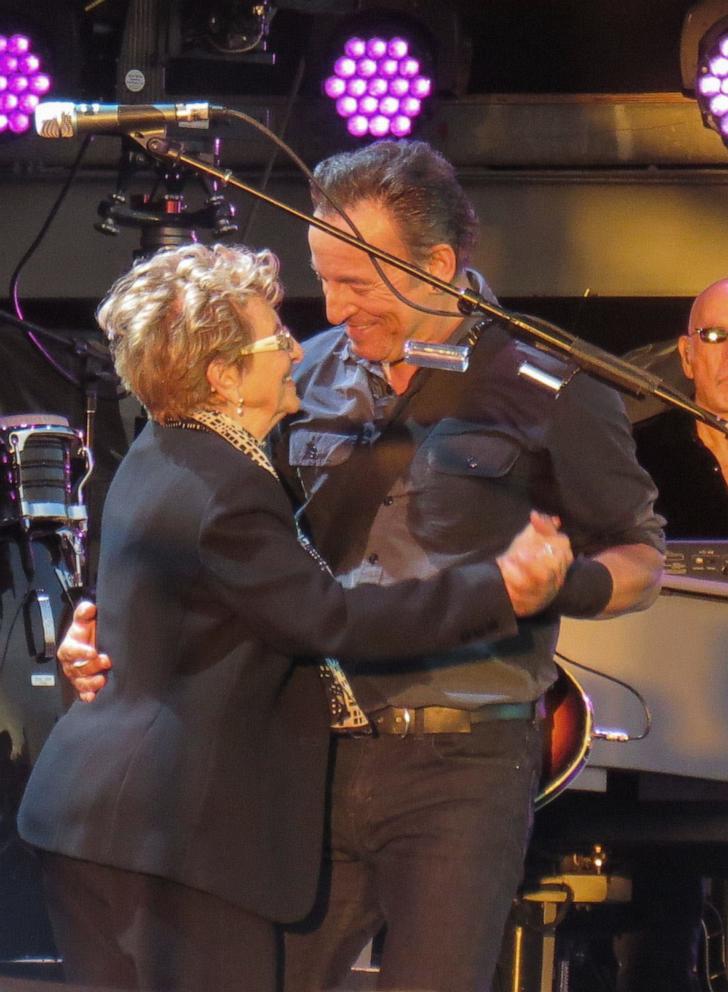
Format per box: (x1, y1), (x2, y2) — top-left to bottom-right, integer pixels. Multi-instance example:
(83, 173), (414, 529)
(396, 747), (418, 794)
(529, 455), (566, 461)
(0, 308), (124, 593)
(95, 137), (238, 258)
(128, 129), (728, 439)
(0, 307), (92, 350)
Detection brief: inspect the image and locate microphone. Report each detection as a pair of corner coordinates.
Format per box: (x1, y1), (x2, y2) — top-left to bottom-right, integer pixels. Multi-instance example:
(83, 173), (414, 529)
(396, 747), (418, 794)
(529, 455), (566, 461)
(404, 339), (471, 372)
(34, 102), (225, 139)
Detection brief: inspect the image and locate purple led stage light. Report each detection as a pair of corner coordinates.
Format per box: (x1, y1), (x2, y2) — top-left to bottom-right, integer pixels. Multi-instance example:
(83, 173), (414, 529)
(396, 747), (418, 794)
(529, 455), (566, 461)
(0, 92), (18, 113)
(344, 37), (366, 59)
(324, 76), (346, 99)
(347, 77), (367, 97)
(356, 57), (377, 79)
(348, 114), (369, 137)
(8, 34), (29, 56)
(18, 92), (37, 114)
(367, 77), (387, 97)
(388, 38), (408, 60)
(399, 57), (419, 79)
(0, 53), (18, 75)
(359, 94), (378, 115)
(19, 53), (41, 75)
(9, 74), (29, 94)
(390, 115), (411, 138)
(336, 94), (358, 118)
(369, 115), (390, 138)
(410, 77), (431, 99)
(698, 75), (720, 95)
(709, 55), (728, 76)
(334, 56), (356, 79)
(0, 31), (52, 135)
(324, 33), (432, 139)
(400, 95), (421, 118)
(389, 77), (409, 97)
(695, 21), (728, 148)
(379, 58), (399, 78)
(366, 38), (387, 59)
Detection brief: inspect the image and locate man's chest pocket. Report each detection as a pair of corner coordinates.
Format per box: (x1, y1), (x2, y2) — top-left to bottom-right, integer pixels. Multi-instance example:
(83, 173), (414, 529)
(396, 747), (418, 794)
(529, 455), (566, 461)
(410, 424), (541, 552)
(288, 429), (357, 497)
(426, 429), (523, 478)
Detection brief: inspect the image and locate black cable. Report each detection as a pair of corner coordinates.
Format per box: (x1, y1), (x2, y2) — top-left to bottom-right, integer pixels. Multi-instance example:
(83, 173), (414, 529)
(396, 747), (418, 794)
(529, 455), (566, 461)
(0, 307), (125, 399)
(554, 648), (652, 741)
(7, 134), (94, 387)
(0, 591), (30, 678)
(240, 55), (307, 244)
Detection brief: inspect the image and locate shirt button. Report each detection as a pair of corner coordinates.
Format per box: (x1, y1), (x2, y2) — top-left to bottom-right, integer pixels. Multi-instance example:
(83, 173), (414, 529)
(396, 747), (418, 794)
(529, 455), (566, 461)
(368, 553), (379, 565)
(466, 456), (478, 469)
(383, 496), (394, 506)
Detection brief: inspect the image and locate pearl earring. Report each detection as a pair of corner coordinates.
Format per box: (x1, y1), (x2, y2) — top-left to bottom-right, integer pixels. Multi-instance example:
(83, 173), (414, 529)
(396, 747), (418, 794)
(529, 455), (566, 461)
(236, 394), (245, 417)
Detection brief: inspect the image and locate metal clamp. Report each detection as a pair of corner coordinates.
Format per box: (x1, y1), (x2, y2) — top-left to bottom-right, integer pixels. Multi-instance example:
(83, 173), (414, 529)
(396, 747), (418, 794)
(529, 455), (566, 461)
(398, 707), (412, 738)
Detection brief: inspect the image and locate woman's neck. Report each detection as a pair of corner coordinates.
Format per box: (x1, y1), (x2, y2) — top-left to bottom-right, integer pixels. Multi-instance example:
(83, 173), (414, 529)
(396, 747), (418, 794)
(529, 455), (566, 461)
(201, 406), (272, 444)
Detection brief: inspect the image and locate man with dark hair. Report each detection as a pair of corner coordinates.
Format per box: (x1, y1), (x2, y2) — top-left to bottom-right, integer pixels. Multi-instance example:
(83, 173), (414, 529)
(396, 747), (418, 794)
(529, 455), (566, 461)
(276, 140), (664, 992)
(62, 140), (665, 992)
(309, 141), (480, 270)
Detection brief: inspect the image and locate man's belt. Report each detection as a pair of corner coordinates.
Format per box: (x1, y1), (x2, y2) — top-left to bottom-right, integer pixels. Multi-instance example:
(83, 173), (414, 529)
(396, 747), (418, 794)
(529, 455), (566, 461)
(368, 701), (537, 736)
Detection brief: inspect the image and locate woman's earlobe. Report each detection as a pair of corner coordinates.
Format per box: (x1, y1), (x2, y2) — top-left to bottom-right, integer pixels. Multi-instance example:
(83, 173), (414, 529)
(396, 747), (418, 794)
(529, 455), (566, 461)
(205, 362), (220, 392)
(207, 359), (238, 394)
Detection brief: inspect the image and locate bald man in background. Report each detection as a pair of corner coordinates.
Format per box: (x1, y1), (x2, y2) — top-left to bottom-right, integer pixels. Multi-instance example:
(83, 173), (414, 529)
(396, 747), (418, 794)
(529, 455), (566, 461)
(635, 277), (728, 538)
(621, 278), (728, 992)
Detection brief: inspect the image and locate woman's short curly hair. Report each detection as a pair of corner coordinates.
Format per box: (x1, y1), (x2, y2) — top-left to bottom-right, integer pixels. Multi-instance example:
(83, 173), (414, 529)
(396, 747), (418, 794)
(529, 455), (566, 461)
(97, 242), (282, 422)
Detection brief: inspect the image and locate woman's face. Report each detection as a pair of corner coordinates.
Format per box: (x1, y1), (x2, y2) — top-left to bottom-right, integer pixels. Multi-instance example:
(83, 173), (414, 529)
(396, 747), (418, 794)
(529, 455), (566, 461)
(236, 296), (304, 438)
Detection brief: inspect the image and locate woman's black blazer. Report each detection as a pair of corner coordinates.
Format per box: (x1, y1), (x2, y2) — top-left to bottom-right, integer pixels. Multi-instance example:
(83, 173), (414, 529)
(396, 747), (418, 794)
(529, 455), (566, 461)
(18, 421), (513, 922)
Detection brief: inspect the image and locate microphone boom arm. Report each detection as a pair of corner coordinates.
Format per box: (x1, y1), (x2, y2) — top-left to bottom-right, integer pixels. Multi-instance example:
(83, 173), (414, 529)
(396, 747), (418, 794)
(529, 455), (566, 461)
(134, 132), (728, 439)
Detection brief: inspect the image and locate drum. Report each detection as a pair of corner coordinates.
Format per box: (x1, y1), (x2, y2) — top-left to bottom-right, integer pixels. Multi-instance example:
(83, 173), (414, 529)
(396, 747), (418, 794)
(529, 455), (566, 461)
(0, 414), (92, 592)
(0, 414), (91, 532)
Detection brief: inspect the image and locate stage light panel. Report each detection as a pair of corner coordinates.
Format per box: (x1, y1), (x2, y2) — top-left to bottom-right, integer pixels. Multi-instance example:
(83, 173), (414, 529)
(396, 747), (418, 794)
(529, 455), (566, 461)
(694, 14), (728, 146)
(0, 31), (51, 135)
(324, 32), (432, 138)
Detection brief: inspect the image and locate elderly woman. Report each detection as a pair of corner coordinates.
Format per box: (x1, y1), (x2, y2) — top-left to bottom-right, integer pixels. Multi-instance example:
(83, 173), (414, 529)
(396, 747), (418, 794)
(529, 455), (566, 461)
(18, 243), (571, 992)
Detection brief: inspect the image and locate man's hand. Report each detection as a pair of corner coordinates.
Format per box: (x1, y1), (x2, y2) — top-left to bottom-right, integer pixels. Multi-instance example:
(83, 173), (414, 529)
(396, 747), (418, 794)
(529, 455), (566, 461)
(497, 511), (573, 617)
(58, 600), (110, 703)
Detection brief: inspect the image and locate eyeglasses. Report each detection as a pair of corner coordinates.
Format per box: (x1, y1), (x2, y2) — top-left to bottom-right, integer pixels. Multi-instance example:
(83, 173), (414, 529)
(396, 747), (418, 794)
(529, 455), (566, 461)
(691, 327), (728, 344)
(239, 328), (297, 356)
